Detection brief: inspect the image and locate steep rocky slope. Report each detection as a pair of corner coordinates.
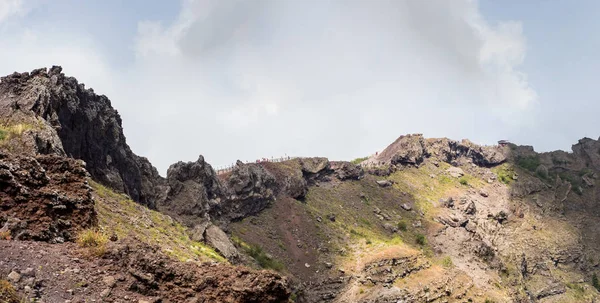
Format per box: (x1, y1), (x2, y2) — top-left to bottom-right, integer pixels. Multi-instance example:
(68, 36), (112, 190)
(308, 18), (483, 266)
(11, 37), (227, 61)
(0, 67), (166, 208)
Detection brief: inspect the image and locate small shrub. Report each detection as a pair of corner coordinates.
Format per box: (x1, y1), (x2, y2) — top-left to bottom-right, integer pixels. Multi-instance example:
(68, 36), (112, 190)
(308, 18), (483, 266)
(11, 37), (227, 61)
(397, 220), (408, 231)
(77, 229), (109, 256)
(365, 238), (372, 245)
(593, 273), (600, 291)
(0, 231), (10, 240)
(459, 177), (468, 186)
(441, 256), (453, 268)
(484, 299), (496, 303)
(516, 155), (540, 172)
(415, 233), (426, 246)
(0, 129), (6, 141)
(0, 279), (20, 303)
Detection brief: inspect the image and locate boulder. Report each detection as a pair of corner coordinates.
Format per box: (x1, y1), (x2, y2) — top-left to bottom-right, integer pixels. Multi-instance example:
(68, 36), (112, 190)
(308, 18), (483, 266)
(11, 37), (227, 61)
(376, 180), (393, 187)
(446, 167), (464, 178)
(204, 225), (239, 261)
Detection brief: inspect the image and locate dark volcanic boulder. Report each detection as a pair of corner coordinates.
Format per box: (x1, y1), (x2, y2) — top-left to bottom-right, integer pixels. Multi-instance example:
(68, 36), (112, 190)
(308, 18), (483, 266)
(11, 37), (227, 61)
(0, 151), (96, 242)
(300, 157), (332, 183)
(159, 155), (223, 225)
(211, 161), (277, 222)
(331, 161), (364, 180)
(0, 66), (166, 208)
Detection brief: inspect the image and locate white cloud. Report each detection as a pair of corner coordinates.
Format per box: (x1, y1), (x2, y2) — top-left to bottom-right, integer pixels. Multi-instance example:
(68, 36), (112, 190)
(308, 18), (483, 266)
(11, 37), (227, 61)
(0, 0), (539, 174)
(0, 0), (24, 23)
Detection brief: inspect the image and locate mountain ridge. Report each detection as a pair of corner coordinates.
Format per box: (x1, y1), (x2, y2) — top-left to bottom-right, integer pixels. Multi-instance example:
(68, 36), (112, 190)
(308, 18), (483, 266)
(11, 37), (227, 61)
(2, 67), (600, 302)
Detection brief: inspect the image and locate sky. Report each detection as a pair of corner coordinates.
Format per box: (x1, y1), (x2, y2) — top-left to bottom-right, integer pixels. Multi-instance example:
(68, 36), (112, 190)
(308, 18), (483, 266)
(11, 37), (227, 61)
(0, 0), (598, 175)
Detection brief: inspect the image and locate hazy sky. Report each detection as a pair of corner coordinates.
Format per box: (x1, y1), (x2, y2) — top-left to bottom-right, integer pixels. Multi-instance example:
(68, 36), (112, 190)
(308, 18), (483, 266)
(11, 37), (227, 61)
(0, 0), (598, 174)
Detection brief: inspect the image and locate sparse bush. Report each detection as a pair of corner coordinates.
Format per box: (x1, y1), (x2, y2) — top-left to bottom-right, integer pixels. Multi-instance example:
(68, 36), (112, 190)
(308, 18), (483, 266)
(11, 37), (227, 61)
(459, 177), (468, 186)
(0, 279), (20, 303)
(77, 229), (109, 256)
(441, 256), (453, 268)
(593, 273), (600, 291)
(397, 220), (408, 232)
(247, 243), (284, 271)
(516, 155), (540, 172)
(0, 231), (10, 240)
(365, 238), (372, 245)
(0, 129), (6, 141)
(415, 233), (426, 246)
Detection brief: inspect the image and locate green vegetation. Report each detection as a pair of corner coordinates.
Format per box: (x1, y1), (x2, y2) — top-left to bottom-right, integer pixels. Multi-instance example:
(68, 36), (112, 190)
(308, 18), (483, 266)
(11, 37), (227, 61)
(231, 236), (284, 271)
(397, 220), (408, 232)
(92, 181), (226, 263)
(415, 233), (426, 246)
(566, 282), (586, 300)
(0, 122), (35, 143)
(351, 157), (369, 165)
(484, 299), (496, 303)
(492, 164), (515, 185)
(459, 177), (468, 186)
(441, 256), (453, 268)
(516, 155), (540, 172)
(593, 273), (600, 291)
(76, 229), (109, 256)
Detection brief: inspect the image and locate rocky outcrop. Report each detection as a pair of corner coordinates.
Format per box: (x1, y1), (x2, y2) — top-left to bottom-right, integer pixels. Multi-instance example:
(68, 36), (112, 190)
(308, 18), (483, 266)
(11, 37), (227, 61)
(371, 134), (507, 168)
(0, 67), (165, 208)
(204, 224), (240, 261)
(0, 151), (96, 242)
(330, 161), (364, 180)
(159, 156), (222, 225)
(211, 161), (277, 222)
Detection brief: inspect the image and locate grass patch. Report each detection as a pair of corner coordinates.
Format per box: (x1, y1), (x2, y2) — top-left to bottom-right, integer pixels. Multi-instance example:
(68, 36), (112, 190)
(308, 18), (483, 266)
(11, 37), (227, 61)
(492, 164), (515, 185)
(459, 177), (468, 186)
(77, 229), (108, 256)
(0, 231), (10, 240)
(566, 282), (586, 299)
(232, 236), (284, 271)
(91, 181), (226, 263)
(0, 280), (20, 303)
(441, 256), (453, 268)
(351, 157), (369, 165)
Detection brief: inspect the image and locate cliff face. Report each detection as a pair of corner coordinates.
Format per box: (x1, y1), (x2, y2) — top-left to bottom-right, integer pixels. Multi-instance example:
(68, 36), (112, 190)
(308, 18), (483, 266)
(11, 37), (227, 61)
(0, 67), (166, 208)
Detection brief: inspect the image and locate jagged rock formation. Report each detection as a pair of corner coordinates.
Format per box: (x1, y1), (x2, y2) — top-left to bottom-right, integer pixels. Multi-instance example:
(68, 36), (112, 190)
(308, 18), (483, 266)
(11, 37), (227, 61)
(369, 134), (507, 167)
(0, 67), (166, 208)
(0, 151), (96, 242)
(159, 155), (223, 225)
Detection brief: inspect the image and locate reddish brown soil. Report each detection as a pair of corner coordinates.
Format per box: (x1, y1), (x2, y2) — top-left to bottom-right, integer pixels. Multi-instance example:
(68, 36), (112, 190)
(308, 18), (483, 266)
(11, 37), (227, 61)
(0, 239), (290, 303)
(0, 152), (96, 242)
